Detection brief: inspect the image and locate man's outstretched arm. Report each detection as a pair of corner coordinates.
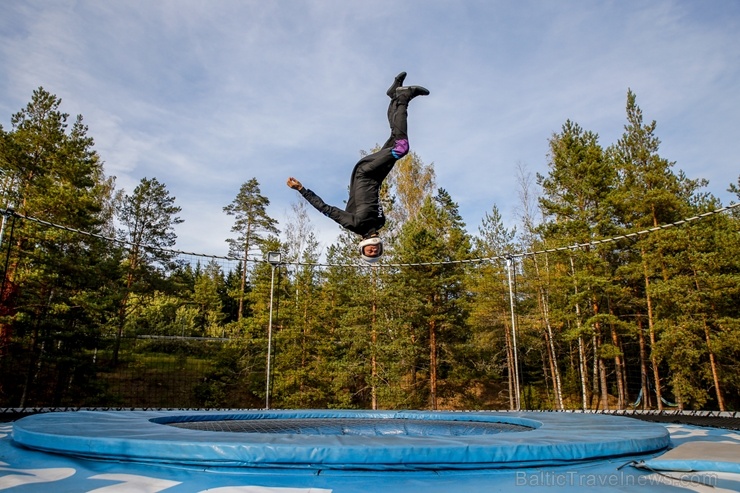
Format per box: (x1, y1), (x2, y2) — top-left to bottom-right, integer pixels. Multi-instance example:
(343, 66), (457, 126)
(287, 177), (358, 233)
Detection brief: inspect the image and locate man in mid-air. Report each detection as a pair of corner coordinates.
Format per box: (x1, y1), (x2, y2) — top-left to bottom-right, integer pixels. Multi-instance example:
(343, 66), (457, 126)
(287, 72), (429, 263)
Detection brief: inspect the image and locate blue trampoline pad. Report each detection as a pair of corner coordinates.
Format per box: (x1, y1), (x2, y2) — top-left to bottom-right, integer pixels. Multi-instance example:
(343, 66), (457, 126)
(12, 410), (670, 470)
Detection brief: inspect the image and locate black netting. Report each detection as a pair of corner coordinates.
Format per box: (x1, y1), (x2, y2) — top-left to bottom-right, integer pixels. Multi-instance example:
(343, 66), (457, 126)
(165, 417), (532, 436)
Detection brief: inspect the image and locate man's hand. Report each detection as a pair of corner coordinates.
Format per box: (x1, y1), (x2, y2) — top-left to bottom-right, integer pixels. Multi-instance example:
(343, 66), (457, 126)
(287, 177), (303, 191)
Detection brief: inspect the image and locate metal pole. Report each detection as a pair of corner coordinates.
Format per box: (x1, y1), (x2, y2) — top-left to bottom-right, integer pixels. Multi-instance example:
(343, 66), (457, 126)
(0, 175), (15, 249)
(0, 206), (12, 249)
(506, 257), (521, 410)
(265, 263), (276, 409)
(0, 214), (7, 249)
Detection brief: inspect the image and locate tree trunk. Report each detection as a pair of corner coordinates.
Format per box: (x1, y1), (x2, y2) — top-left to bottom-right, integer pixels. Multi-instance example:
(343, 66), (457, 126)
(690, 267), (725, 411)
(0, 220), (19, 358)
(505, 258), (520, 410)
(20, 289), (51, 407)
(637, 318), (651, 409)
(569, 255), (588, 409)
(703, 319), (724, 411)
(642, 251), (663, 411)
(608, 309), (626, 409)
(578, 335), (588, 409)
(541, 290), (564, 410)
(301, 295), (309, 407)
(598, 353), (609, 410)
(237, 260), (246, 321)
(590, 296), (609, 410)
(114, 263), (136, 366)
(501, 303), (516, 410)
(371, 271), (378, 410)
(429, 317), (437, 410)
(237, 222), (253, 321)
(0, 279), (18, 362)
(531, 254), (564, 410)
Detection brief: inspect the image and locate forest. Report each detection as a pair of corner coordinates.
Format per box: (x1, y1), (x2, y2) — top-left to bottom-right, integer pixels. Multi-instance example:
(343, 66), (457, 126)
(1, 87), (739, 412)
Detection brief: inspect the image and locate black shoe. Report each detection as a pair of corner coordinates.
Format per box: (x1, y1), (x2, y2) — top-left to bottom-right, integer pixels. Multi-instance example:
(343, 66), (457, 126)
(386, 72), (407, 97)
(395, 85), (430, 101)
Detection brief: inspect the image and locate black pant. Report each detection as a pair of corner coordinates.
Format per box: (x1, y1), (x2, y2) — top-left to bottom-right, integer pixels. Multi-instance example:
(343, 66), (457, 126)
(300, 96), (410, 237)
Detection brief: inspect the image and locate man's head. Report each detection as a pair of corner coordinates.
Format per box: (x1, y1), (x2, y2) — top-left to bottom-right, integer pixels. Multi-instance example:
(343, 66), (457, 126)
(359, 236), (383, 264)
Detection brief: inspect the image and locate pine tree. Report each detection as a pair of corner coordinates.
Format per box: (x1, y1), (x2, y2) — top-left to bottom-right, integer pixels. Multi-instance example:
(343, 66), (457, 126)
(609, 89), (704, 409)
(193, 260), (227, 337)
(114, 177), (183, 363)
(536, 120), (619, 409)
(273, 234), (334, 408)
(320, 230), (378, 408)
(392, 189), (471, 409)
(233, 236), (286, 406)
(468, 205), (518, 409)
(223, 178), (279, 321)
(0, 87), (114, 406)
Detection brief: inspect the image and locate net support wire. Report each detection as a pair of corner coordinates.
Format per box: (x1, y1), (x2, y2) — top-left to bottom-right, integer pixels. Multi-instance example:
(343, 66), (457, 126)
(2, 201), (738, 270)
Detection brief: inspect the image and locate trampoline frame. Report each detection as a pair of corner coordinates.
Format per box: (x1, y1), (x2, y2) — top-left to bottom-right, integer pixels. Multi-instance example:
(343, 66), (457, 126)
(12, 409), (671, 471)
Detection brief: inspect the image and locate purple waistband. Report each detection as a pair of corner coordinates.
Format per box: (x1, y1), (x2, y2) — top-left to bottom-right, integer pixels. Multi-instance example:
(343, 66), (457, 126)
(391, 139), (409, 159)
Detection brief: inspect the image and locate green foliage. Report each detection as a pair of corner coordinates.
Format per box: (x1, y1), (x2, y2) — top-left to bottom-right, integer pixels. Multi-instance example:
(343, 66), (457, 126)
(223, 178), (279, 322)
(2, 87), (739, 413)
(1, 87), (116, 407)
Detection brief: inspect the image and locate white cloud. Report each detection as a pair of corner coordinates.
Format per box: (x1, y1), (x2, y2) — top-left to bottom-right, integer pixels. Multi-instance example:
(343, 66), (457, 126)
(2, 0), (739, 256)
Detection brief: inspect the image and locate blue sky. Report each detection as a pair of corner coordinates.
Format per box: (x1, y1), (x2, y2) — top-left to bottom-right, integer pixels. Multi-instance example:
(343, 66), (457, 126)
(2, 1), (739, 257)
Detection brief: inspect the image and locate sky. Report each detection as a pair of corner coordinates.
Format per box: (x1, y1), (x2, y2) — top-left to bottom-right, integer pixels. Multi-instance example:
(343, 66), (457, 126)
(2, 0), (739, 259)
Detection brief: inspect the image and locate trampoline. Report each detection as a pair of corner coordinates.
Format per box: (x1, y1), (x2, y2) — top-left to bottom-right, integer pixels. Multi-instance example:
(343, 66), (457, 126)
(12, 409), (670, 471)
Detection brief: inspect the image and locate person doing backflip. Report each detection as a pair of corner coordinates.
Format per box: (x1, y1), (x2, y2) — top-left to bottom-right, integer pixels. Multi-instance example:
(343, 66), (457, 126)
(287, 72), (429, 263)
